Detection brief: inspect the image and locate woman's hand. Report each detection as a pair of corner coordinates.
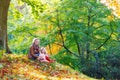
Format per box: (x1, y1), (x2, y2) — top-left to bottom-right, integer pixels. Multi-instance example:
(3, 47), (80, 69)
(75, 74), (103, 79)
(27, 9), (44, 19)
(37, 57), (40, 60)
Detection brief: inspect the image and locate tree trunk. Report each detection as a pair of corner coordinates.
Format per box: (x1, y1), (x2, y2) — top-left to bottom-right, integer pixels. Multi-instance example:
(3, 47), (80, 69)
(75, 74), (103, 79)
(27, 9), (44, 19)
(0, 0), (11, 53)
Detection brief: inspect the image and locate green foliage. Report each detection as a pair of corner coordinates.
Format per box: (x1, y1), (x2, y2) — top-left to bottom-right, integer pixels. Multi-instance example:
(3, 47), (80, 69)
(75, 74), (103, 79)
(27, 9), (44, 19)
(54, 50), (79, 70)
(8, 0), (46, 53)
(21, 0), (46, 19)
(8, 0), (120, 79)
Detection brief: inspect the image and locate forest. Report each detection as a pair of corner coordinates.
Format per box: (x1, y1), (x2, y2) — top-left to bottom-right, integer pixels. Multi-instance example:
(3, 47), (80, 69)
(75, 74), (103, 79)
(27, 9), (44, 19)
(0, 0), (120, 80)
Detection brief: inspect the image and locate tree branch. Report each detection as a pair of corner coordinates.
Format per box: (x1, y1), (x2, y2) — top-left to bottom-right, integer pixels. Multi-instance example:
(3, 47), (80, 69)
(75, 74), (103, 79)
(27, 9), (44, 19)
(28, 32), (39, 37)
(95, 24), (113, 50)
(54, 42), (63, 46)
(73, 34), (81, 55)
(95, 24), (105, 30)
(56, 10), (79, 57)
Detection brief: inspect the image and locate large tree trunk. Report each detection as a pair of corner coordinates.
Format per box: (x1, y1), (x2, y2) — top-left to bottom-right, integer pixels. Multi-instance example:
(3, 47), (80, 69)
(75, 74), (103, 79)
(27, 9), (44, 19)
(0, 0), (11, 53)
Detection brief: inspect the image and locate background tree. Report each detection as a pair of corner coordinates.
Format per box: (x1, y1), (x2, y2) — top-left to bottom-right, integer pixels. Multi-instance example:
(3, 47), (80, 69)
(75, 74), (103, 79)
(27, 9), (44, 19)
(0, 0), (11, 53)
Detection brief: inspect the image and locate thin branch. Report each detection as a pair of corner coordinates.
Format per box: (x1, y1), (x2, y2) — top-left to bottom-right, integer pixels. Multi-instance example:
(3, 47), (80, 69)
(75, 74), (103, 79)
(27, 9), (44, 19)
(54, 42), (63, 46)
(96, 23), (113, 50)
(73, 34), (81, 55)
(54, 42), (79, 57)
(95, 24), (105, 30)
(90, 21), (95, 26)
(28, 32), (39, 37)
(90, 13), (97, 18)
(95, 24), (113, 50)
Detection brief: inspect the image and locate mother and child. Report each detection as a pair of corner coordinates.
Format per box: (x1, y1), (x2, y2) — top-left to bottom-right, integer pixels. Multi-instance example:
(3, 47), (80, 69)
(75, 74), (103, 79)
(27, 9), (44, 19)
(28, 38), (55, 63)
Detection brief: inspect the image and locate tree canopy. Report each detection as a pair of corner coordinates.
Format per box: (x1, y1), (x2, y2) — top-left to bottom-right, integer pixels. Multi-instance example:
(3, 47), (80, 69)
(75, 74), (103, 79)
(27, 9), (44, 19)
(0, 0), (120, 79)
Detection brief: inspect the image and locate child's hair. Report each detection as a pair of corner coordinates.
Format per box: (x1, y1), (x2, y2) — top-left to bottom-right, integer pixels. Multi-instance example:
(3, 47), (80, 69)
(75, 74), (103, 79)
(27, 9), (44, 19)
(40, 47), (47, 54)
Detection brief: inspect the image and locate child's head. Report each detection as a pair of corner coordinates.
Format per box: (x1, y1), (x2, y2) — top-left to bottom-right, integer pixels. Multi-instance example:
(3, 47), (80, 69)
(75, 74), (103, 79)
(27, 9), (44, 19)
(40, 47), (47, 54)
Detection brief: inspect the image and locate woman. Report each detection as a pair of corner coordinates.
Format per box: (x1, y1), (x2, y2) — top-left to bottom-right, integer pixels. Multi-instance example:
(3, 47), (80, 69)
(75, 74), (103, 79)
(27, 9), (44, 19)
(28, 38), (41, 60)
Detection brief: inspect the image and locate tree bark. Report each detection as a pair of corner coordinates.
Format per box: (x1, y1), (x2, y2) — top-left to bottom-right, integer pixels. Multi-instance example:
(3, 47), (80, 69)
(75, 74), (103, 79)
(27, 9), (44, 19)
(0, 0), (11, 53)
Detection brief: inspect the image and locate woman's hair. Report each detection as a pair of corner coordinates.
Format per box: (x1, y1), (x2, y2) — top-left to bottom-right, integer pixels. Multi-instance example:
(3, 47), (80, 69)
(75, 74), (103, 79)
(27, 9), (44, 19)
(32, 38), (40, 45)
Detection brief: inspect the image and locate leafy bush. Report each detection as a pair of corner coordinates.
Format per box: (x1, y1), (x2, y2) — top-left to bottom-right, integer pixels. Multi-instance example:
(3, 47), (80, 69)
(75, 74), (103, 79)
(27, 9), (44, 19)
(82, 52), (120, 79)
(54, 50), (79, 70)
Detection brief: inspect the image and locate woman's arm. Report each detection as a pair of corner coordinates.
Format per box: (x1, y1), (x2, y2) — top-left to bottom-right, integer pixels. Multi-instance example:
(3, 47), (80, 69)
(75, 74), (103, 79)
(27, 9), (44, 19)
(30, 46), (38, 58)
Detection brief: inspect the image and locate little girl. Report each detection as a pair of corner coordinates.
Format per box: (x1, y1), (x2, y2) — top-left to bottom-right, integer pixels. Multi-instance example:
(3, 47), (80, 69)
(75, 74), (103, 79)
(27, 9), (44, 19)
(38, 47), (55, 63)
